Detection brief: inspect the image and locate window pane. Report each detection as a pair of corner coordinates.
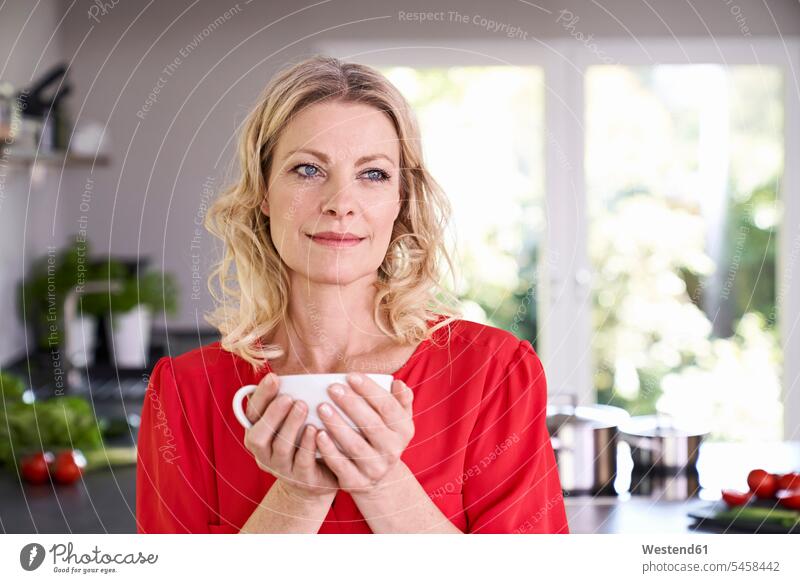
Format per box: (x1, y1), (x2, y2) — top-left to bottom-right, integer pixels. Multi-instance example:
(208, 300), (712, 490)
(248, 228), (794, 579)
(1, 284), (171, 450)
(381, 67), (545, 347)
(586, 65), (784, 441)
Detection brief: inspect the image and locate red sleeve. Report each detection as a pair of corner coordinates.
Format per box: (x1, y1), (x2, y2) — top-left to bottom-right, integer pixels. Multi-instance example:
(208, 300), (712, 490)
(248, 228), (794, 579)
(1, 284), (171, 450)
(136, 356), (215, 533)
(461, 340), (569, 534)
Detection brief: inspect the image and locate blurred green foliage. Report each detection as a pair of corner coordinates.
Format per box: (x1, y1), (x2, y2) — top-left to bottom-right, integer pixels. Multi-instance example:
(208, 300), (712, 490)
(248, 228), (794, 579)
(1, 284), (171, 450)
(18, 238), (180, 349)
(16, 239), (119, 349)
(107, 270), (180, 319)
(591, 181), (782, 440)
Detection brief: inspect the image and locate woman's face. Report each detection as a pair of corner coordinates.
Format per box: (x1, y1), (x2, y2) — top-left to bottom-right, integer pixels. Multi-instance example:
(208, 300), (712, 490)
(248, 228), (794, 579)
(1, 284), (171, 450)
(262, 100), (402, 286)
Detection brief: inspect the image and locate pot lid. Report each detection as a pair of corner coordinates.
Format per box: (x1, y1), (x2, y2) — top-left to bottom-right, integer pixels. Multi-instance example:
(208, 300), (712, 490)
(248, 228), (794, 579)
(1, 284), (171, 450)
(618, 414), (709, 438)
(546, 401), (629, 428)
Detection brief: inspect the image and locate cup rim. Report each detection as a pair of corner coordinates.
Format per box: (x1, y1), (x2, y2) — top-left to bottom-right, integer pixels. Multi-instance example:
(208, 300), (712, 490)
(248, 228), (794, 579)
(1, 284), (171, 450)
(268, 372), (394, 379)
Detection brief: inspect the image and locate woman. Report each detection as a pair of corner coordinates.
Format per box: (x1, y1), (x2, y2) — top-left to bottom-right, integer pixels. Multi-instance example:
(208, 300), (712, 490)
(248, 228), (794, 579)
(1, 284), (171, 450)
(136, 55), (568, 534)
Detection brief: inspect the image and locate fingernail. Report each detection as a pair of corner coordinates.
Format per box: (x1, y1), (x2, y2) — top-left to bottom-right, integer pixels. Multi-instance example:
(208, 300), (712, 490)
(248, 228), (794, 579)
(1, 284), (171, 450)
(348, 373), (363, 385)
(319, 403), (333, 417)
(318, 430), (330, 442)
(329, 383), (345, 397)
(278, 394), (292, 405)
(293, 400), (306, 413)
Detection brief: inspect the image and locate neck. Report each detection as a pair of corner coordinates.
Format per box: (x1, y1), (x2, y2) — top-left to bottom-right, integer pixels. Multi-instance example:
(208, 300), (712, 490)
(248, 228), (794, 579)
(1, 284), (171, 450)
(273, 272), (391, 372)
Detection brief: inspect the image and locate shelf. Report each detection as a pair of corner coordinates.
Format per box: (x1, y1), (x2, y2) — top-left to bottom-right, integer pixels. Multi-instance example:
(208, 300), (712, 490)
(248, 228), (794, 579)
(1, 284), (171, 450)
(1, 149), (110, 167)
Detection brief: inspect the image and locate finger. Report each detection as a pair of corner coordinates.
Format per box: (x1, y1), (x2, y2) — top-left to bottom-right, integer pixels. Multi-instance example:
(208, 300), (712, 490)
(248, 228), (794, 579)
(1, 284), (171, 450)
(245, 393), (293, 458)
(318, 401), (376, 465)
(272, 399), (308, 461)
(245, 373), (280, 424)
(327, 383), (392, 444)
(292, 424), (318, 474)
(391, 379), (414, 412)
(316, 430), (360, 482)
(346, 373), (406, 428)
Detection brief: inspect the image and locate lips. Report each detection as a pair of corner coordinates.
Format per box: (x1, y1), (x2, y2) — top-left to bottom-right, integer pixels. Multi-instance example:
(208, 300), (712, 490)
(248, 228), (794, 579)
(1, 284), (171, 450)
(307, 231), (364, 241)
(305, 232), (365, 248)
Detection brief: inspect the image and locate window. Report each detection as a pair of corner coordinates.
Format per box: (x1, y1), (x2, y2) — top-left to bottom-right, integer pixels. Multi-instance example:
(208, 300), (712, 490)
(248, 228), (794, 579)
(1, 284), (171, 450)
(586, 65), (784, 441)
(380, 66), (545, 348)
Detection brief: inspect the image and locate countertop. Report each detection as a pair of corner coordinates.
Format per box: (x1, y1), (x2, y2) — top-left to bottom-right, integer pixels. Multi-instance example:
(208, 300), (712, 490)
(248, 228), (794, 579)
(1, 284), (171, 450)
(2, 441), (797, 534)
(0, 469), (709, 534)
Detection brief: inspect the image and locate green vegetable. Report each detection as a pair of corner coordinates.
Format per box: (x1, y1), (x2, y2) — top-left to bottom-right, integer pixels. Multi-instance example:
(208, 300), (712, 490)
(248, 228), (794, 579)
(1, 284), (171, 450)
(0, 371), (103, 469)
(83, 446), (137, 471)
(0, 371), (25, 401)
(715, 506), (800, 530)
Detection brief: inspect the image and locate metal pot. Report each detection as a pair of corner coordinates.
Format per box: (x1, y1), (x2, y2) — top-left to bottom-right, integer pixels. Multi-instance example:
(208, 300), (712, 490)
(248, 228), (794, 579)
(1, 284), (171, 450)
(618, 415), (708, 499)
(619, 414), (708, 475)
(546, 396), (629, 496)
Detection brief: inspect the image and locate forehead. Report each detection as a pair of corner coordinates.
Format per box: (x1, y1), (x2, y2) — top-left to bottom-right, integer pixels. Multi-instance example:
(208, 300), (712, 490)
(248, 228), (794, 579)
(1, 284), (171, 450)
(275, 100), (400, 163)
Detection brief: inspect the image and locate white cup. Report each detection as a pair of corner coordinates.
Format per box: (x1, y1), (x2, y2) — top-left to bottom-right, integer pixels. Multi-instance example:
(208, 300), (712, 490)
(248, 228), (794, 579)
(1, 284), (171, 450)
(232, 373), (394, 458)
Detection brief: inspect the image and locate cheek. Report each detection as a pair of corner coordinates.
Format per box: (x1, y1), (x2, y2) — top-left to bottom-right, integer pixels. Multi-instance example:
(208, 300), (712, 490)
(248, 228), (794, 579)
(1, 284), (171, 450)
(372, 201), (400, 241)
(268, 179), (299, 212)
(268, 183), (312, 229)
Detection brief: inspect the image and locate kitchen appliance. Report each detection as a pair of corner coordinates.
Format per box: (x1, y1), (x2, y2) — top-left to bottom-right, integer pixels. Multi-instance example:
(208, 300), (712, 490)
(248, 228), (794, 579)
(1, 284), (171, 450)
(15, 63), (72, 152)
(619, 414), (708, 499)
(546, 395), (629, 496)
(0, 81), (19, 143)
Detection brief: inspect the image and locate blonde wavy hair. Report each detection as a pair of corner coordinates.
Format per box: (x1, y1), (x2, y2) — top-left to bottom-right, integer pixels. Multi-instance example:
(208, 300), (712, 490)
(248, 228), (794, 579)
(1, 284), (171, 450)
(204, 55), (462, 371)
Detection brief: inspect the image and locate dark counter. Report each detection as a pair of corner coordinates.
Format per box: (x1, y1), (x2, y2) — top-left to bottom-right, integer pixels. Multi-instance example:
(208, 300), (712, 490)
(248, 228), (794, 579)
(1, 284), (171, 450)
(2, 442), (796, 534)
(0, 465), (138, 533)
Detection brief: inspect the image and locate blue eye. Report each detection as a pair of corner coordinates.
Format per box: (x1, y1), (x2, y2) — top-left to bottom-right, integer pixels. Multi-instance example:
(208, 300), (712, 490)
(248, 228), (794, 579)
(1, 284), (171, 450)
(363, 168), (390, 182)
(294, 163), (320, 179)
(291, 163), (390, 183)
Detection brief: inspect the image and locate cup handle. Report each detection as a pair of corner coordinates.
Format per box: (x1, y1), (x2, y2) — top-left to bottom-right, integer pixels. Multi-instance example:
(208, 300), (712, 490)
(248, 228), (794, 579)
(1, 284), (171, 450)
(233, 384), (258, 429)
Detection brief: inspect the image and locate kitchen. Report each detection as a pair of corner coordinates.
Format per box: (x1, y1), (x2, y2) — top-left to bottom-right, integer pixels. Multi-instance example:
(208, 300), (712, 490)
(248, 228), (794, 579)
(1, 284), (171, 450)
(1, 0), (800, 538)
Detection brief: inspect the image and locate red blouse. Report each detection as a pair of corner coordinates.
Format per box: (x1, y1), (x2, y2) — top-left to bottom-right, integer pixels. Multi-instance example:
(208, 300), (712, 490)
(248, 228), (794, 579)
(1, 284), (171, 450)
(135, 318), (569, 534)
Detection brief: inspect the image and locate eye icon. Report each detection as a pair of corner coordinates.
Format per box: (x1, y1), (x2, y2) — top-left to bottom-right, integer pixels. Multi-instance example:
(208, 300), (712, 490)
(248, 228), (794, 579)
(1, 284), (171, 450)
(20, 543), (46, 571)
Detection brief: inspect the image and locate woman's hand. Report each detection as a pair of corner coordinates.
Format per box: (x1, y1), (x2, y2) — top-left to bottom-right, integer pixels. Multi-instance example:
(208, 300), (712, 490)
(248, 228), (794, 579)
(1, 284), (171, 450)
(315, 373), (415, 498)
(243, 373), (339, 501)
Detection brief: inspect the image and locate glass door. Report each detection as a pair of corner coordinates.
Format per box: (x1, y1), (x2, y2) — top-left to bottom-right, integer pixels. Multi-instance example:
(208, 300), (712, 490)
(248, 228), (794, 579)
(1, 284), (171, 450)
(585, 64), (785, 441)
(379, 65), (546, 349)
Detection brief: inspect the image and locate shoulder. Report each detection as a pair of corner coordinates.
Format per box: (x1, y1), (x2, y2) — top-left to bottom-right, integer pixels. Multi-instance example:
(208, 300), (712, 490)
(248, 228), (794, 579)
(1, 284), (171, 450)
(435, 318), (545, 398)
(147, 341), (253, 404)
(436, 317), (534, 365)
(168, 340), (242, 378)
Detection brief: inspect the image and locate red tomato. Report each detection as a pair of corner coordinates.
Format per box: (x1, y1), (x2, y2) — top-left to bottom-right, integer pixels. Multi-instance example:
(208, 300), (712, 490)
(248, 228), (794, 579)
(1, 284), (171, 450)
(53, 451), (84, 485)
(53, 460), (82, 484)
(747, 469), (779, 499)
(777, 472), (800, 491)
(776, 489), (800, 510)
(721, 489), (753, 507)
(20, 452), (52, 485)
(54, 450), (86, 469)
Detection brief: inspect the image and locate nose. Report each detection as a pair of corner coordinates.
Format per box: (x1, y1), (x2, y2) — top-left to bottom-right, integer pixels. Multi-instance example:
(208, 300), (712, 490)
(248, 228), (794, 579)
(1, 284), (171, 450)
(321, 174), (359, 217)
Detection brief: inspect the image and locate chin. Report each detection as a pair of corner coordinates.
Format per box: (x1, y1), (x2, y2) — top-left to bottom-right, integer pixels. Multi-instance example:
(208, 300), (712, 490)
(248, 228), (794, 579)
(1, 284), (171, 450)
(301, 265), (371, 286)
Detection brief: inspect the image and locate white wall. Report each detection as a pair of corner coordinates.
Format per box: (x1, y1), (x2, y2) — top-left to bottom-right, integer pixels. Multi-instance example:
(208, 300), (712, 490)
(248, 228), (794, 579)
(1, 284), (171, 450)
(0, 0), (67, 364)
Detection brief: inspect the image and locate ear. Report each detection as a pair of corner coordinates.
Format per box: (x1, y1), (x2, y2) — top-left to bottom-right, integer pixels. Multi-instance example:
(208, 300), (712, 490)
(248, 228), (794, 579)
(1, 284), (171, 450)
(260, 198), (270, 217)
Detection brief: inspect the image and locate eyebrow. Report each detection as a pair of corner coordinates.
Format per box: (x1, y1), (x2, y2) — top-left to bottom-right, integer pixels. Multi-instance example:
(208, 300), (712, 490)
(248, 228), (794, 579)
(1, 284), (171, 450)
(284, 148), (396, 166)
